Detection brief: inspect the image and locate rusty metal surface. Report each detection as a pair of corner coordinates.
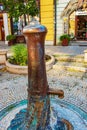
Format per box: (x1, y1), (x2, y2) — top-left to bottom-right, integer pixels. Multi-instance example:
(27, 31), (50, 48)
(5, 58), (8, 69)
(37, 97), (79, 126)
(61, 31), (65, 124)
(23, 24), (51, 129)
(22, 23), (64, 129)
(23, 25), (48, 96)
(48, 88), (64, 99)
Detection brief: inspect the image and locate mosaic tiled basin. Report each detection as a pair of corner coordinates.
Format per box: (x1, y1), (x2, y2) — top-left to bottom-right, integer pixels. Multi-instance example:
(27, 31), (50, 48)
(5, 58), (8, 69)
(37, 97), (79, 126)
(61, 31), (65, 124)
(0, 98), (87, 130)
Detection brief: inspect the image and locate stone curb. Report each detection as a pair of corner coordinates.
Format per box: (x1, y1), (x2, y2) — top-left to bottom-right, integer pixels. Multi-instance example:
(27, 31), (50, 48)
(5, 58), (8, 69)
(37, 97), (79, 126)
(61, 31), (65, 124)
(55, 56), (84, 63)
(6, 61), (28, 74)
(6, 55), (55, 74)
(46, 55), (55, 71)
(53, 53), (87, 72)
(53, 64), (87, 72)
(0, 49), (8, 64)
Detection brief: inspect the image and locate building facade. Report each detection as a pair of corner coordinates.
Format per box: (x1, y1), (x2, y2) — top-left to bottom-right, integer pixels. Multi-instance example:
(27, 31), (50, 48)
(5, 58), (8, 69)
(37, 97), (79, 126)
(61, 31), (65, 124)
(61, 0), (87, 41)
(40, 0), (54, 41)
(0, 0), (87, 45)
(56, 0), (70, 41)
(0, 0), (54, 44)
(0, 3), (11, 44)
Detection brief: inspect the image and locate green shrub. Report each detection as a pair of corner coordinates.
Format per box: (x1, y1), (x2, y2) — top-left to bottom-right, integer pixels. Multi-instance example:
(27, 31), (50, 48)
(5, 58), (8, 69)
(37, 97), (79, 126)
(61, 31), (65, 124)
(59, 34), (70, 42)
(8, 44), (51, 66)
(9, 44), (27, 66)
(6, 34), (16, 41)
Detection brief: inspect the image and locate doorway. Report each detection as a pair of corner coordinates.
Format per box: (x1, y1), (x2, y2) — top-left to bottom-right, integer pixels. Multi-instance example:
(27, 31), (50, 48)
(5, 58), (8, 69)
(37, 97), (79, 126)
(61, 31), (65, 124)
(0, 14), (5, 41)
(76, 15), (87, 40)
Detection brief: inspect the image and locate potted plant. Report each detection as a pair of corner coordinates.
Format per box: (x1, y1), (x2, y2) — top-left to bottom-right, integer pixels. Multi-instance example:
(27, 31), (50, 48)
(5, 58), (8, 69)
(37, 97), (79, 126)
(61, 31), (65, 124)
(6, 34), (16, 46)
(59, 34), (70, 46)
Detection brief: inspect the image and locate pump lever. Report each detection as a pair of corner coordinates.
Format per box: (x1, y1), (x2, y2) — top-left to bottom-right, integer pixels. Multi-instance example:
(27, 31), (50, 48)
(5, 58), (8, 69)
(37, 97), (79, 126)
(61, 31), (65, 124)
(48, 88), (64, 99)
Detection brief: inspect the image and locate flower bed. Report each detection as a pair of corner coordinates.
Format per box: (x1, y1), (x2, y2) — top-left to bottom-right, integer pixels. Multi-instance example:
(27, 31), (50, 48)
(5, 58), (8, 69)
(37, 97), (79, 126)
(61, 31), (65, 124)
(6, 55), (55, 74)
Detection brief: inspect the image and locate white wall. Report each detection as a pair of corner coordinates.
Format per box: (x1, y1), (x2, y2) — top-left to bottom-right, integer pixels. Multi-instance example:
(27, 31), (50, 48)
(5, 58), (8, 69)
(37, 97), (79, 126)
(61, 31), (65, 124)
(3, 13), (9, 44)
(56, 0), (70, 41)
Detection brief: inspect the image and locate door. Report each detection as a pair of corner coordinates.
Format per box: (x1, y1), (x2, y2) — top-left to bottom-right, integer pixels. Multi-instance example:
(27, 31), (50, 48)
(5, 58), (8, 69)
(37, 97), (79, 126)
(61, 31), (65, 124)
(76, 15), (87, 40)
(0, 14), (5, 41)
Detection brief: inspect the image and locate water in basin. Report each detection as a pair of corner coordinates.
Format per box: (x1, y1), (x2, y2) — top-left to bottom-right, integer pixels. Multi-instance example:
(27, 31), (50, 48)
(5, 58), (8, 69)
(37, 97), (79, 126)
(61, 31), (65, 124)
(0, 97), (87, 130)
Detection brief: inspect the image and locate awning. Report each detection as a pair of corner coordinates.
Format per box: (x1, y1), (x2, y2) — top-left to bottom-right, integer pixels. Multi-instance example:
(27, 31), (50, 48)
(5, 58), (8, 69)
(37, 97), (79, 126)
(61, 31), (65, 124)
(61, 0), (84, 17)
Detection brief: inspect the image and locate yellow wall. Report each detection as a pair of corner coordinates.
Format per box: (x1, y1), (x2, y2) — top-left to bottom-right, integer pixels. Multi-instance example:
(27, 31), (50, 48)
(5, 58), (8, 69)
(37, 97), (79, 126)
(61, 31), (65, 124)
(8, 14), (11, 34)
(40, 0), (54, 40)
(69, 12), (75, 35)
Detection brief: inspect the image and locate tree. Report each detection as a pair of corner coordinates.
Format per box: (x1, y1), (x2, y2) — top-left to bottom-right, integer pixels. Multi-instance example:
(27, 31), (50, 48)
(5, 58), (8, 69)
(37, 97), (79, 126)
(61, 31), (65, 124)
(0, 0), (39, 20)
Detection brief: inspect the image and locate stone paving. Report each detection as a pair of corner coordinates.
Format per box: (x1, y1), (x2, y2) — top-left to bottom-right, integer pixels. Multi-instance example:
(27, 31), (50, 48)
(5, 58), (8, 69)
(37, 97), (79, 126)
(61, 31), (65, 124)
(0, 66), (87, 113)
(45, 45), (87, 56)
(0, 41), (87, 55)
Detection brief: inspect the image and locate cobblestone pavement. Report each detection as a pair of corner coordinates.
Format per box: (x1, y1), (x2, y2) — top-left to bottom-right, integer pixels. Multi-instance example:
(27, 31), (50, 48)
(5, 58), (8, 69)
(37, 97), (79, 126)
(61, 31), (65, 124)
(0, 67), (87, 113)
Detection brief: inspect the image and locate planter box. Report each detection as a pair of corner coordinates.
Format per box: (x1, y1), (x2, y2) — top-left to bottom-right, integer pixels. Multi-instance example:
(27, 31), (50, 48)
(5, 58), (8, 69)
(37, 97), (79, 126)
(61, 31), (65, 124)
(7, 35), (26, 45)
(15, 35), (26, 43)
(6, 61), (28, 74)
(8, 40), (15, 46)
(6, 55), (55, 74)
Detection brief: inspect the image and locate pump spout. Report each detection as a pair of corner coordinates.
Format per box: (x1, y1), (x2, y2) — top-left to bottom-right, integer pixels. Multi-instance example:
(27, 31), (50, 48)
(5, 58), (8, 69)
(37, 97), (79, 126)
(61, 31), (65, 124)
(48, 88), (64, 99)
